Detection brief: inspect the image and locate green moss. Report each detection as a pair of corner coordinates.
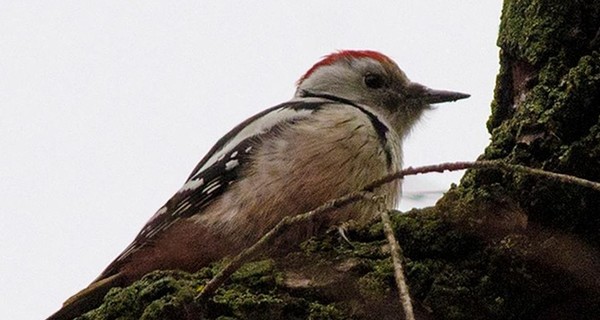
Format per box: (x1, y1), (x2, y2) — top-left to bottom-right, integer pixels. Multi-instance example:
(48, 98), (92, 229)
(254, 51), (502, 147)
(307, 303), (346, 320)
(487, 56), (514, 131)
(211, 289), (284, 319)
(479, 0), (600, 247)
(498, 0), (598, 65)
(76, 270), (206, 320)
(484, 51), (600, 243)
(356, 258), (393, 298)
(230, 260), (277, 289)
(415, 1), (600, 318)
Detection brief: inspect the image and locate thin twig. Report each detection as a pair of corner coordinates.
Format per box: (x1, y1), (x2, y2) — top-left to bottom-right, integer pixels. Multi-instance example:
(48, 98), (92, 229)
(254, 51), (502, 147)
(362, 160), (600, 192)
(382, 209), (414, 320)
(196, 160), (600, 301)
(375, 196), (414, 320)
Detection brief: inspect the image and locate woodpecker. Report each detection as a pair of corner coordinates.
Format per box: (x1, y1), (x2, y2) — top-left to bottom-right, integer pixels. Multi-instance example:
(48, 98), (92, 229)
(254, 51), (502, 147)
(48, 50), (469, 319)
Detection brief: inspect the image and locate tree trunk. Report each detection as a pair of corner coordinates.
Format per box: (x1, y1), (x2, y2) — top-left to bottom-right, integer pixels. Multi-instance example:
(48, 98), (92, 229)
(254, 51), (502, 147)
(76, 1), (600, 319)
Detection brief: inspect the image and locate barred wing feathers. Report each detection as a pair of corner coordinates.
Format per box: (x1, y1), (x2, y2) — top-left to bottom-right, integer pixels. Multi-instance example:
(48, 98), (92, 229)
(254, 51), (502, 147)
(95, 98), (334, 280)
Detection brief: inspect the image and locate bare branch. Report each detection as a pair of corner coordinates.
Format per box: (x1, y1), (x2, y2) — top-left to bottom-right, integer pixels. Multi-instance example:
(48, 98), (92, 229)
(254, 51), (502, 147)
(362, 160), (600, 192)
(374, 196), (414, 320)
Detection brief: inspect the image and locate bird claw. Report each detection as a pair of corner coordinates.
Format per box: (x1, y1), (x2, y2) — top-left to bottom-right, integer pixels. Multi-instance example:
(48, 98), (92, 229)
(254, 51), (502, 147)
(337, 224), (355, 248)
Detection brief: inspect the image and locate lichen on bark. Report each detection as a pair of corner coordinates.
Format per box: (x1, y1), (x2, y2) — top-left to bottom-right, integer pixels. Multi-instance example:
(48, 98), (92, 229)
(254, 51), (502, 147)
(75, 1), (600, 319)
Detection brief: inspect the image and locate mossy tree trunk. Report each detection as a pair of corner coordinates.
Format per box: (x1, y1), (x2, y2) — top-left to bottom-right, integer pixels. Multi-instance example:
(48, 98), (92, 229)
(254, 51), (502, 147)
(417, 1), (600, 318)
(78, 1), (600, 319)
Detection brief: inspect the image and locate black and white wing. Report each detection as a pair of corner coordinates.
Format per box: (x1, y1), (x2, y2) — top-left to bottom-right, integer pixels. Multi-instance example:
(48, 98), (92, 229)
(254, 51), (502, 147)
(98, 98), (333, 275)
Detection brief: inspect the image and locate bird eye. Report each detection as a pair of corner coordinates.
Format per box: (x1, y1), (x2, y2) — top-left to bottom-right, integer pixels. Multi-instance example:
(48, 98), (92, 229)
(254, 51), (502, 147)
(363, 74), (385, 89)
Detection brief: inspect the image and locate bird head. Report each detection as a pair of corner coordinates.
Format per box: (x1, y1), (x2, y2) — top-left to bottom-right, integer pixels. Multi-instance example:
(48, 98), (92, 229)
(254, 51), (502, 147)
(295, 50), (470, 138)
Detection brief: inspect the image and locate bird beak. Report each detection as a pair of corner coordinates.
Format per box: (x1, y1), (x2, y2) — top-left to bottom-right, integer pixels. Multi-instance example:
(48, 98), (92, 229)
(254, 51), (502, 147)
(409, 83), (470, 104)
(423, 88), (470, 104)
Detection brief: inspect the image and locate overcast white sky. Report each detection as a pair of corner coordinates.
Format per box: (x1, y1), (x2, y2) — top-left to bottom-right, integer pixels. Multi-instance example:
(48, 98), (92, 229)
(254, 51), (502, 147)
(0, 2), (502, 319)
